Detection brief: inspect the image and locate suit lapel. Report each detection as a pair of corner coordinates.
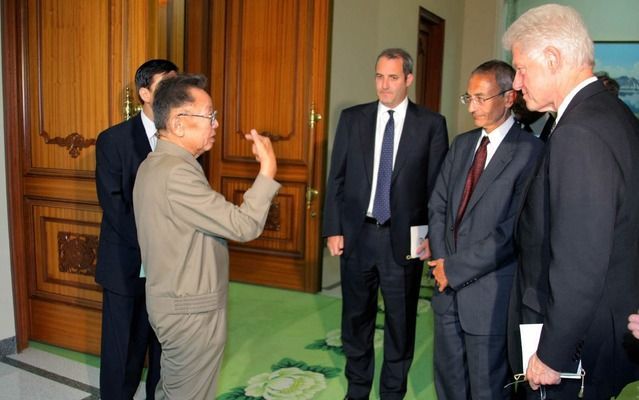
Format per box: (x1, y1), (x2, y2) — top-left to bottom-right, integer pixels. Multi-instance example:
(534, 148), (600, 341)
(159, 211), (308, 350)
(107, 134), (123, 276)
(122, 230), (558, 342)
(465, 125), (519, 215)
(359, 102), (378, 187)
(132, 113), (152, 161)
(391, 101), (417, 182)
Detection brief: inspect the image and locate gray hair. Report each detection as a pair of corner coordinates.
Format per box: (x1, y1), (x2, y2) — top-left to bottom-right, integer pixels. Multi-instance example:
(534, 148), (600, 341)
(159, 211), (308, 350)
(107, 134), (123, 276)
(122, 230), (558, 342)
(502, 4), (594, 68)
(471, 60), (515, 92)
(376, 48), (413, 76)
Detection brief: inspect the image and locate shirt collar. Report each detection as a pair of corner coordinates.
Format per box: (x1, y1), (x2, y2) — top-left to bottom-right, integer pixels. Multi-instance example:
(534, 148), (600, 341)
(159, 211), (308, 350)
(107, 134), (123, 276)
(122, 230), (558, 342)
(482, 115), (514, 146)
(140, 110), (157, 141)
(556, 76), (597, 123)
(377, 96), (409, 116)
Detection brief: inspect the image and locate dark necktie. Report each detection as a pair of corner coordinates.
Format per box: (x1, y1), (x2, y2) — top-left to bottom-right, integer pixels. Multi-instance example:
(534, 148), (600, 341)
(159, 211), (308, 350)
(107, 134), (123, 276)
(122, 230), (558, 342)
(454, 136), (490, 237)
(372, 110), (394, 224)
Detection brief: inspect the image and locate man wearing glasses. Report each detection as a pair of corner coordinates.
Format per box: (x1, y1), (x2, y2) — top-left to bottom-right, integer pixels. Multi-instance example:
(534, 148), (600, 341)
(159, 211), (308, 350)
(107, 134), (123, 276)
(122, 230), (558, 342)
(133, 74), (279, 399)
(95, 59), (177, 399)
(425, 60), (542, 399)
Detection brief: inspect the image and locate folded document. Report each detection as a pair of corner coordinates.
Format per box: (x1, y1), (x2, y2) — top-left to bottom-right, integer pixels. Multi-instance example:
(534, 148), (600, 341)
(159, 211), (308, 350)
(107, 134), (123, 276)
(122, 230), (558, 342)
(520, 323), (583, 379)
(409, 225), (429, 259)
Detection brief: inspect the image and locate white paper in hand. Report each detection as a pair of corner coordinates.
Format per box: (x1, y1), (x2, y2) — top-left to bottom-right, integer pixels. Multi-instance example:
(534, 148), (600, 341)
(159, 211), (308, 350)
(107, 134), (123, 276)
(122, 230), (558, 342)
(410, 225), (428, 258)
(519, 323), (582, 379)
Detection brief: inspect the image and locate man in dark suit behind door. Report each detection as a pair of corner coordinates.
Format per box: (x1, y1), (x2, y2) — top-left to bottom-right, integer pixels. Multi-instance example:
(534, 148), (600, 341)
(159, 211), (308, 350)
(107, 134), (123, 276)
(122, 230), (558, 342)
(95, 59), (177, 399)
(323, 48), (448, 400)
(503, 4), (639, 399)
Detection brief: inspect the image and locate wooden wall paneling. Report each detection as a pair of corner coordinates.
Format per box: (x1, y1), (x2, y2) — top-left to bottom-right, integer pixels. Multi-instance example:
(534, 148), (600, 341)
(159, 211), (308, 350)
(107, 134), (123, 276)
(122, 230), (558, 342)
(4, 0), (165, 354)
(224, 178), (303, 255)
(30, 298), (102, 355)
(30, 201), (102, 306)
(225, 0), (306, 163)
(216, 0), (330, 292)
(26, 0), (109, 173)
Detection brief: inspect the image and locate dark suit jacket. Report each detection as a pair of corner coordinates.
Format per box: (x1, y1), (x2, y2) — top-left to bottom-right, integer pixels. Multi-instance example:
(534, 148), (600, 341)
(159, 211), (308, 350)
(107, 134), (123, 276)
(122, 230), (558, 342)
(95, 113), (151, 296)
(509, 80), (639, 394)
(429, 123), (543, 335)
(323, 100), (448, 265)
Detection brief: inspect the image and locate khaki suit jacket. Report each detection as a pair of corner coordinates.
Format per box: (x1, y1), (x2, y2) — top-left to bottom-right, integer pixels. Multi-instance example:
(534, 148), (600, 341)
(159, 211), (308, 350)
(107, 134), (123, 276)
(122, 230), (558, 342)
(133, 139), (280, 313)
(133, 139), (280, 398)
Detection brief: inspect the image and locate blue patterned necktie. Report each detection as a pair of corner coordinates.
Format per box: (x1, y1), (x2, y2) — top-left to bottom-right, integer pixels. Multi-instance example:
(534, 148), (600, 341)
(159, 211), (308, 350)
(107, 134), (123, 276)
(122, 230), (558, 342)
(372, 110), (395, 224)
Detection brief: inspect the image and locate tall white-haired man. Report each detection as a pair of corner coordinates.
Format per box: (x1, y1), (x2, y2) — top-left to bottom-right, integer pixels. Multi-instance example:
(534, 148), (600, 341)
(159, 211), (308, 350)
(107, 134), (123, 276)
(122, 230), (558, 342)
(503, 4), (639, 399)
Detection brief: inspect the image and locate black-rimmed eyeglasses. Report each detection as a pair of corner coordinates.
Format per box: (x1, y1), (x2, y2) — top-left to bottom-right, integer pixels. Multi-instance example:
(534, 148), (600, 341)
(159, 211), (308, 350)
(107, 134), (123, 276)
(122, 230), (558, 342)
(177, 110), (218, 126)
(460, 89), (512, 105)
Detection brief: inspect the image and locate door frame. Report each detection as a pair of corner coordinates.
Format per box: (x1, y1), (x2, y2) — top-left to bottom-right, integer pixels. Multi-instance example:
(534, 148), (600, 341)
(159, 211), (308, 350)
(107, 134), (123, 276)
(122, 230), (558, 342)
(2, 0), (31, 351)
(415, 7), (445, 112)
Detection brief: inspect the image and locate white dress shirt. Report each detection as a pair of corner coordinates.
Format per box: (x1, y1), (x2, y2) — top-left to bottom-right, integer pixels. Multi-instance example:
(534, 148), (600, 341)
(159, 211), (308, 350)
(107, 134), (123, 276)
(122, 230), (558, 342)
(475, 115), (515, 169)
(366, 96), (409, 215)
(141, 110), (158, 150)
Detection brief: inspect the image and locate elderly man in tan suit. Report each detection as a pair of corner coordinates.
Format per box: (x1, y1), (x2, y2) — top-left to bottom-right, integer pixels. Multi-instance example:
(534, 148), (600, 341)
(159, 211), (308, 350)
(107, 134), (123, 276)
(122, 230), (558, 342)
(133, 74), (280, 399)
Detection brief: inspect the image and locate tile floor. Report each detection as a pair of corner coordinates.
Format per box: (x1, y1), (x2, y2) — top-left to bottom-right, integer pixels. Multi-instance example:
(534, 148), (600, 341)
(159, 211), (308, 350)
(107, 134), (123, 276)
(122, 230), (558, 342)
(0, 346), (147, 400)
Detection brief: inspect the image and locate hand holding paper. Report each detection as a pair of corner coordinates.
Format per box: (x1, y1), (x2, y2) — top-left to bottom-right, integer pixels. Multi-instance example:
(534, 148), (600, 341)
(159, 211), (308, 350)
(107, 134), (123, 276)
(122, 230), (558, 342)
(526, 353), (561, 390)
(416, 238), (431, 260)
(410, 225), (429, 259)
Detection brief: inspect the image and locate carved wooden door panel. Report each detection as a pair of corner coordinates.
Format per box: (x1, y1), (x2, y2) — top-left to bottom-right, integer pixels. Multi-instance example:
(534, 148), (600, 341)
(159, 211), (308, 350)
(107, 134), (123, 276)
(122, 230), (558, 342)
(4, 0), (162, 354)
(210, 0), (330, 292)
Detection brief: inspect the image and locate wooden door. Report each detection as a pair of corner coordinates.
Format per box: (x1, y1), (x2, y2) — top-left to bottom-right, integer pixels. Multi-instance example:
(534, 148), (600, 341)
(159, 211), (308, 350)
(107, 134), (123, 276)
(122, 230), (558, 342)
(209, 0), (330, 292)
(2, 0), (172, 354)
(415, 7), (445, 112)
(3, 0), (331, 354)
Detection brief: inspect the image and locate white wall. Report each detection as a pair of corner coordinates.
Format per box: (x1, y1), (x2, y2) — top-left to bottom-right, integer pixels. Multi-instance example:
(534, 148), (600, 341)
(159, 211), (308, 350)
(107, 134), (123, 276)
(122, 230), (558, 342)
(0, 16), (17, 343)
(328, 0), (505, 153)
(328, 0), (462, 150)
(456, 0), (506, 132)
(508, 0), (639, 42)
(323, 0), (504, 274)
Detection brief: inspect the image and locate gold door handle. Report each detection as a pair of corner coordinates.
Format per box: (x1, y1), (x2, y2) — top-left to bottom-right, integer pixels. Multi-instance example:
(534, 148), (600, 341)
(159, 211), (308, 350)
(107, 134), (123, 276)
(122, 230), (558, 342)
(306, 103), (322, 218)
(123, 86), (143, 120)
(309, 108), (322, 129)
(306, 186), (319, 209)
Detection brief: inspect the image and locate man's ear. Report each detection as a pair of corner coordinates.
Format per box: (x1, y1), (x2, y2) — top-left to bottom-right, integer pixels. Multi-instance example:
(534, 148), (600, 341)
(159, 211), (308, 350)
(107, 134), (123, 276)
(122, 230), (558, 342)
(504, 89), (517, 108)
(544, 46), (562, 73)
(139, 87), (152, 104)
(405, 72), (414, 87)
(171, 114), (185, 137)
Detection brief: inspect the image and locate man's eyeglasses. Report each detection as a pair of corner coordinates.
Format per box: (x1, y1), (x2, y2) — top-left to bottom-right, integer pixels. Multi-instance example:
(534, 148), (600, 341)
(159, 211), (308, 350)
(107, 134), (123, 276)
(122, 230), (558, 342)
(177, 110), (218, 126)
(460, 89), (512, 105)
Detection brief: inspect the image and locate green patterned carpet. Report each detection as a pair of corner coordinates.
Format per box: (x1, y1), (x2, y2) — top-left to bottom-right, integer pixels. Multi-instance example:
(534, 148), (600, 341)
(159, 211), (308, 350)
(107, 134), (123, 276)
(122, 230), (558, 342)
(217, 281), (639, 400)
(217, 281), (436, 399)
(30, 279), (639, 399)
